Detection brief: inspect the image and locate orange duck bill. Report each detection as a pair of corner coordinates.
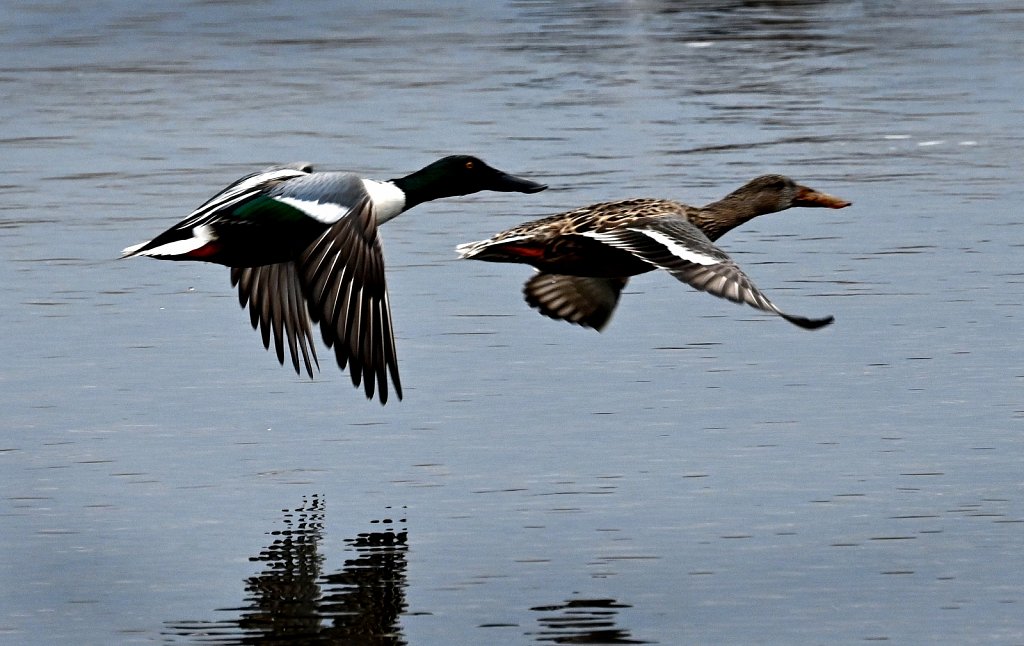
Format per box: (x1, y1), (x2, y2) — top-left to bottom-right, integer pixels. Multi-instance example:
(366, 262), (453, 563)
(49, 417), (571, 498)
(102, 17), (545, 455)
(793, 185), (852, 209)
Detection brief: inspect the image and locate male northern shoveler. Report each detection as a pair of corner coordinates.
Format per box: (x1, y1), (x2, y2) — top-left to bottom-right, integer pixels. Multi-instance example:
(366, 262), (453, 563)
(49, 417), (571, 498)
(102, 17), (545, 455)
(124, 155), (546, 404)
(456, 174), (849, 331)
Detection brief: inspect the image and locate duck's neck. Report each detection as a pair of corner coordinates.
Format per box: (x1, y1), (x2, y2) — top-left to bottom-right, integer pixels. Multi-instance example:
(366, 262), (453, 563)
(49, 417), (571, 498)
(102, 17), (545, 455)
(391, 167), (464, 212)
(692, 191), (778, 241)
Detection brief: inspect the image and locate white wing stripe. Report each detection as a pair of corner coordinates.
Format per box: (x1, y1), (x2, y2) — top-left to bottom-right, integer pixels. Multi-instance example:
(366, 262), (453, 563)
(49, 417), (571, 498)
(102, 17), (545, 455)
(633, 228), (719, 266)
(582, 229), (719, 266)
(275, 196), (351, 224)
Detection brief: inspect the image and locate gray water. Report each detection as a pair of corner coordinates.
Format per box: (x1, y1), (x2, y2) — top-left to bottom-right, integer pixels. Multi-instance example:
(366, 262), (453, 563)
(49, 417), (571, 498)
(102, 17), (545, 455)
(2, 1), (1022, 644)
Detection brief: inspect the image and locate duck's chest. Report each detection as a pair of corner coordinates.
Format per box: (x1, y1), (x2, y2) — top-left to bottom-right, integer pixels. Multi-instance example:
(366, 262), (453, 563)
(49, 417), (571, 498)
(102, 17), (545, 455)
(361, 179), (406, 224)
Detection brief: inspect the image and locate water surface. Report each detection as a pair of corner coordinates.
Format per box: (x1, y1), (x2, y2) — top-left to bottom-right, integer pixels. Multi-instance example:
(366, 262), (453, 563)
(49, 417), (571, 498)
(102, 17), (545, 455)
(1, 1), (1022, 644)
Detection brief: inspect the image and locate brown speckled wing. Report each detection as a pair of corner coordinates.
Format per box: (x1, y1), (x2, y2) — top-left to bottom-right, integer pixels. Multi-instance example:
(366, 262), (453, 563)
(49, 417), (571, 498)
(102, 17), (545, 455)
(523, 273), (628, 332)
(587, 218), (833, 330)
(661, 261), (832, 329)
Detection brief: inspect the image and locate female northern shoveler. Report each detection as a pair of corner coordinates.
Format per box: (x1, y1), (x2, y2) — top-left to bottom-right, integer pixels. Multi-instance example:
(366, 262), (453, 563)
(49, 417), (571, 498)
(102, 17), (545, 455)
(456, 174), (849, 331)
(124, 155), (546, 404)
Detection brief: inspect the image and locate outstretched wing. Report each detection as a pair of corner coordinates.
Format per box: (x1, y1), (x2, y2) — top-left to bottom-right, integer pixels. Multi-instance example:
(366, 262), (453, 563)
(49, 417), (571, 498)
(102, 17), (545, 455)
(523, 274), (628, 332)
(225, 171), (402, 404)
(583, 218), (833, 330)
(231, 264), (319, 378)
(298, 196), (402, 404)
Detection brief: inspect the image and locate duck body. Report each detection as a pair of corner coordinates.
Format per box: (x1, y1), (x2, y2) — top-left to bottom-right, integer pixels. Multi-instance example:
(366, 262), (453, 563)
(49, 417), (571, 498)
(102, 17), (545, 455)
(459, 198), (691, 277)
(124, 166), (375, 267)
(457, 175), (850, 332)
(125, 155), (546, 404)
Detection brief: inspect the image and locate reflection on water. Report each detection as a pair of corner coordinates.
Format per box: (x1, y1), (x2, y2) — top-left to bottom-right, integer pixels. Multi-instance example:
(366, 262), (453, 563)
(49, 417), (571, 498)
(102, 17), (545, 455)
(529, 597), (650, 645)
(163, 496), (408, 645)
(160, 497), (652, 645)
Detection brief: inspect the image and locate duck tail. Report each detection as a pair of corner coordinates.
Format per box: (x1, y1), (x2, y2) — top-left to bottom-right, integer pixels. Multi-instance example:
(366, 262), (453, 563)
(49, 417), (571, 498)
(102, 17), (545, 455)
(456, 235), (543, 263)
(455, 239), (490, 259)
(121, 240), (150, 258)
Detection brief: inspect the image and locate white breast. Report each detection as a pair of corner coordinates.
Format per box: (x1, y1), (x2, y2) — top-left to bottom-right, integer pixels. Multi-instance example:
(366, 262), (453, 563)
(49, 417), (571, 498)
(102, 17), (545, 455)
(361, 179), (407, 224)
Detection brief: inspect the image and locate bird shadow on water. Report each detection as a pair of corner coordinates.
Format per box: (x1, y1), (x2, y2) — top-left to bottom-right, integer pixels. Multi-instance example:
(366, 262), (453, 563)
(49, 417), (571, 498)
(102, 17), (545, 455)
(161, 496), (650, 645)
(162, 495), (410, 645)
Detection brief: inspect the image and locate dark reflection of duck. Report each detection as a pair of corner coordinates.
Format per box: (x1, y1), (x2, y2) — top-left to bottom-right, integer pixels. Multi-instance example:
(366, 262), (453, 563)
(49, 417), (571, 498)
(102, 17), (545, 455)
(529, 597), (652, 644)
(163, 495), (408, 644)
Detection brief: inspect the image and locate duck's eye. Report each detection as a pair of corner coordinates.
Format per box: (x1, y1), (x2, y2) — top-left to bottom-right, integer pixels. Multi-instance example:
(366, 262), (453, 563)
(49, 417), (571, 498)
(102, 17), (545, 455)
(465, 160), (474, 170)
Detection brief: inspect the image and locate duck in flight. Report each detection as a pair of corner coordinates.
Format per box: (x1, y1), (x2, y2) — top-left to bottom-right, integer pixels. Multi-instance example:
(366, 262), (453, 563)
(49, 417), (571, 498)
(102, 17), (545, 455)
(456, 174), (849, 331)
(124, 155), (546, 404)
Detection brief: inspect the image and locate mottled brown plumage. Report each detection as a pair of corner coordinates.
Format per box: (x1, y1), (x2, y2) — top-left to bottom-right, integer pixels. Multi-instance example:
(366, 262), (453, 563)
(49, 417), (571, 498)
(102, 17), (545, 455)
(457, 174), (850, 331)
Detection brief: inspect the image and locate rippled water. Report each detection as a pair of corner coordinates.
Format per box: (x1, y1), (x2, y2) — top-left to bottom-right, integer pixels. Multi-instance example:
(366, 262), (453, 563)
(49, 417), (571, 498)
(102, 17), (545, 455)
(2, 1), (1023, 644)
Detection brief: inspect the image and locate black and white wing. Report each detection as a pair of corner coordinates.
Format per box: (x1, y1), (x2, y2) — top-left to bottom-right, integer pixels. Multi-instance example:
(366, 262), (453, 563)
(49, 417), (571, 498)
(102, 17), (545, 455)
(231, 263), (319, 378)
(584, 218), (833, 330)
(298, 195), (402, 404)
(230, 170), (403, 404)
(220, 165), (321, 380)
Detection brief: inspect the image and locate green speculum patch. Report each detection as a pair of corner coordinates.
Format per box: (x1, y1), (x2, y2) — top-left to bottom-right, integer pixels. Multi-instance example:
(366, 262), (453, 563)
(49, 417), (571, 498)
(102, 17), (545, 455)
(234, 195), (310, 223)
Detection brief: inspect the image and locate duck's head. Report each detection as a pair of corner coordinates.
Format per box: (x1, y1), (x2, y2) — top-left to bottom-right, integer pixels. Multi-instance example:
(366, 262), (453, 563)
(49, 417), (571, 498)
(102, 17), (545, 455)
(738, 174), (852, 214)
(395, 155), (547, 208)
